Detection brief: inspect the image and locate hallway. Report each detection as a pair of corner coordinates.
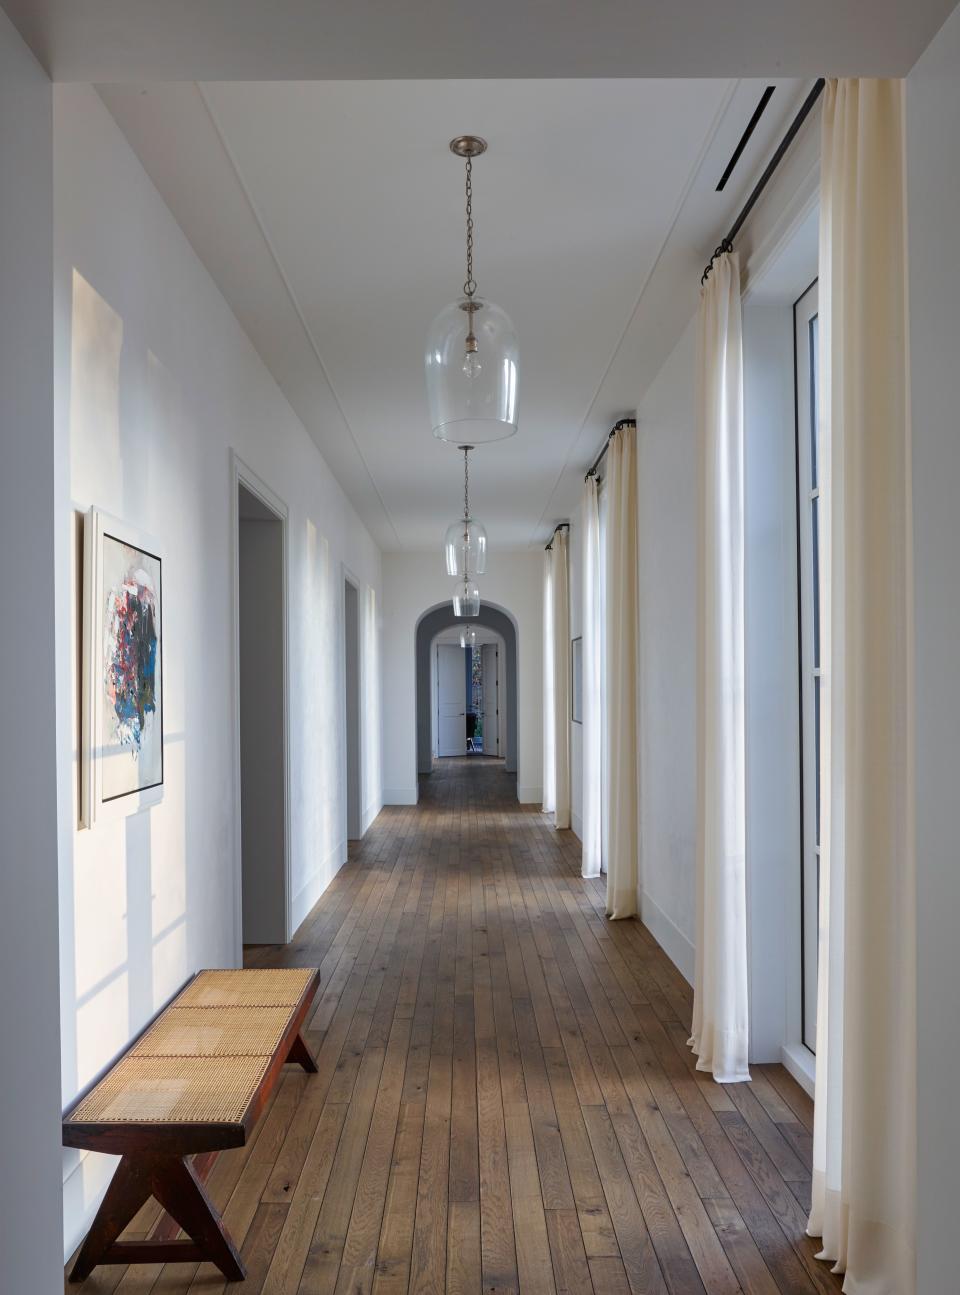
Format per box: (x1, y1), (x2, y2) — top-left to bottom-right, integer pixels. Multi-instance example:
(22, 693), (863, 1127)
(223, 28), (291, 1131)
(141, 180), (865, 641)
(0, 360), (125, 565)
(71, 761), (839, 1293)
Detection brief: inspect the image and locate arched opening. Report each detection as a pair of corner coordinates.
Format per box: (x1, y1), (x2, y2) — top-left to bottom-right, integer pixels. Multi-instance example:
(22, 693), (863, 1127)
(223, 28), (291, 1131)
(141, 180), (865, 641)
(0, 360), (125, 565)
(415, 600), (519, 779)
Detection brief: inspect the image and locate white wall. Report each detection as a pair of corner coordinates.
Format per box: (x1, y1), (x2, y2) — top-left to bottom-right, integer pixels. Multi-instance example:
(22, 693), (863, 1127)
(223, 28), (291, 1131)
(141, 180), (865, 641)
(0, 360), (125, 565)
(381, 549), (542, 803)
(635, 320), (699, 982)
(0, 13), (65, 1293)
(53, 85), (383, 1257)
(906, 10), (960, 1290)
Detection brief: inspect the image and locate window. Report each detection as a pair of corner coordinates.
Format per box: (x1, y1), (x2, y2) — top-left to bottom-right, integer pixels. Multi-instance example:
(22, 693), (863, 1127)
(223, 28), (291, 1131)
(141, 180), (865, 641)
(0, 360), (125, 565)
(795, 280), (821, 1053)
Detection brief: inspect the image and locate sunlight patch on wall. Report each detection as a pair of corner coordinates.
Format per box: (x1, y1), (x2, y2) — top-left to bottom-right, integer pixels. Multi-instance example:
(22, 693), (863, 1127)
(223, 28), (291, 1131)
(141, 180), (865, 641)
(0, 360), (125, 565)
(69, 269), (122, 503)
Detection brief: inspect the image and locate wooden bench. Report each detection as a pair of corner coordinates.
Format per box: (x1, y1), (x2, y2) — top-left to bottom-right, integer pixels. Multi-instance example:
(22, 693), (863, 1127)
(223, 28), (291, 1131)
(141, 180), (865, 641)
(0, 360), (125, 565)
(63, 966), (321, 1283)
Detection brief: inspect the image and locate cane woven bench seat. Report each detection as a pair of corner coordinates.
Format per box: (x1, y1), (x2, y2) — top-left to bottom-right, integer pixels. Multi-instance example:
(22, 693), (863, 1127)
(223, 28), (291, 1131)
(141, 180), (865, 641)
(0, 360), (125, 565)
(130, 1004), (293, 1059)
(67, 1053), (272, 1126)
(177, 967), (314, 1008)
(63, 966), (321, 1285)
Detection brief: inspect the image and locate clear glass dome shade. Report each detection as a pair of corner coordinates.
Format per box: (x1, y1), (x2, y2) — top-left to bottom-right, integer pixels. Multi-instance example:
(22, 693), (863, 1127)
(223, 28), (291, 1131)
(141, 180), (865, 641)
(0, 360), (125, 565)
(444, 516), (487, 576)
(452, 576), (480, 618)
(459, 625), (478, 650)
(425, 296), (519, 443)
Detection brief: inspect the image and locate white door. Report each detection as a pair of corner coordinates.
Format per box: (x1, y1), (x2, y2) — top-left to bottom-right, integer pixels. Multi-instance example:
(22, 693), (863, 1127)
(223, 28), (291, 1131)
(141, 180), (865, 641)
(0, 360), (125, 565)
(436, 644), (466, 756)
(481, 643), (499, 756)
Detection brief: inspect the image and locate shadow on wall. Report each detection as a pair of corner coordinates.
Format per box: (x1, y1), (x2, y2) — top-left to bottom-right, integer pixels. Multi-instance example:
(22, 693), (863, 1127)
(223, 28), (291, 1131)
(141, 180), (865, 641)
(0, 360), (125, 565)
(414, 600), (519, 777)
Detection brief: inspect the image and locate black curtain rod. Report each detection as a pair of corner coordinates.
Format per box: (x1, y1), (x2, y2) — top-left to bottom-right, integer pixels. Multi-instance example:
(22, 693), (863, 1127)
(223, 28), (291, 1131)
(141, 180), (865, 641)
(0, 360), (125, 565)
(544, 522), (570, 552)
(701, 77), (825, 285)
(585, 418), (637, 482)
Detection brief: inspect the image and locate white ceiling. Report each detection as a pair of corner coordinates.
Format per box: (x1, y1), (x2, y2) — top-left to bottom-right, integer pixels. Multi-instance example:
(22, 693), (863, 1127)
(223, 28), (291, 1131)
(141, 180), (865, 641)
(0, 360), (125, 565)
(4, 0), (956, 80)
(98, 76), (830, 549)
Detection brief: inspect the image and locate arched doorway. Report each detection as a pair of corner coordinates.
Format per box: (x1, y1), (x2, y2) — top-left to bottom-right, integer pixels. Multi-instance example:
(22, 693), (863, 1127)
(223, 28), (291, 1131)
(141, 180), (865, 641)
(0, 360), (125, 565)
(415, 601), (519, 777)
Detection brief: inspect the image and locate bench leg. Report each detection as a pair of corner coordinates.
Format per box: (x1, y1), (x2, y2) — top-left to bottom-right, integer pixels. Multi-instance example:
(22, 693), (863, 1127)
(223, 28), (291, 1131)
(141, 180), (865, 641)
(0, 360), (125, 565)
(68, 1155), (152, 1282)
(286, 1029), (318, 1073)
(67, 1153), (245, 1284)
(150, 1155), (245, 1282)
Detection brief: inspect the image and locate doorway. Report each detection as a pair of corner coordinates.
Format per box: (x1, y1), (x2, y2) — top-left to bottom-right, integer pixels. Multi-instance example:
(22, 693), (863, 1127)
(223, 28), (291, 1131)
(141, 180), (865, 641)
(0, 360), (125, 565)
(344, 576), (362, 840)
(417, 603), (517, 777)
(436, 642), (466, 756)
(237, 479), (288, 946)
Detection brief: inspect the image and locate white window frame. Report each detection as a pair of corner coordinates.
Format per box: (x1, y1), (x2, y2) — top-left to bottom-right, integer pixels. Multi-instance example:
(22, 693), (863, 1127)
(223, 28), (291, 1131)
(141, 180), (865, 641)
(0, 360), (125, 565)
(794, 279), (821, 1055)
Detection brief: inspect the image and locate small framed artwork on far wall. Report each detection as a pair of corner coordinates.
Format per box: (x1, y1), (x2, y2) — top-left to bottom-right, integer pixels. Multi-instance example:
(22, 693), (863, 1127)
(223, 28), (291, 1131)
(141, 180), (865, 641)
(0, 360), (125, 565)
(81, 507), (165, 828)
(571, 636), (583, 724)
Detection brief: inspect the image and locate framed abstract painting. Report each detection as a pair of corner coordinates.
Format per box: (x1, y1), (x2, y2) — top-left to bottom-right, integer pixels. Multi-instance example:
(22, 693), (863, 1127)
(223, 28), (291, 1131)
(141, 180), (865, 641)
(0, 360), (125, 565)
(81, 508), (164, 828)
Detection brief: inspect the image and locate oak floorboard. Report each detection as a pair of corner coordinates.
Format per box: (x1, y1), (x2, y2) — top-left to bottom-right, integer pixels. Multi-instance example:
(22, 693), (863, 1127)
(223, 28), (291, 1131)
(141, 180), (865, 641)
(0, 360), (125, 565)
(67, 759), (840, 1294)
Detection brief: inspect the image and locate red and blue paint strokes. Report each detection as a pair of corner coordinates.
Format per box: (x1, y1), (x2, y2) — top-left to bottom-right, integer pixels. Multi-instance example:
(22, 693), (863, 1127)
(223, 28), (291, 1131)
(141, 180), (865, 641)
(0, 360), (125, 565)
(105, 570), (158, 754)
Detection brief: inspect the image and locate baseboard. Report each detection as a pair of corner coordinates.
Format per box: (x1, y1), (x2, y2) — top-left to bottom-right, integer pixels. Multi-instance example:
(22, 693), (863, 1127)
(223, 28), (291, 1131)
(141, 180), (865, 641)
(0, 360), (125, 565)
(640, 890), (695, 986)
(361, 800), (381, 835)
(383, 786), (418, 805)
(291, 841), (346, 933)
(517, 786), (543, 804)
(781, 1041), (816, 1098)
(570, 811), (583, 842)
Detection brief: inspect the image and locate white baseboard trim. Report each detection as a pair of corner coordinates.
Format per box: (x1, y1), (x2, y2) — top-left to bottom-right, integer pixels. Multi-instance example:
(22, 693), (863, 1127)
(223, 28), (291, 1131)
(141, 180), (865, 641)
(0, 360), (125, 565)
(383, 787), (418, 805)
(361, 801), (381, 835)
(292, 841), (346, 933)
(517, 786), (543, 804)
(640, 890), (695, 986)
(781, 1041), (816, 1098)
(570, 811), (583, 842)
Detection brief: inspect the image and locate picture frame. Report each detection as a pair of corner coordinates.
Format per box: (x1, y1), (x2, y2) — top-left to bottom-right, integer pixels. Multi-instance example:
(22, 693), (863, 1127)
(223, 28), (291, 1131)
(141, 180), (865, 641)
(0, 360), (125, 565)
(81, 507), (165, 828)
(571, 636), (583, 724)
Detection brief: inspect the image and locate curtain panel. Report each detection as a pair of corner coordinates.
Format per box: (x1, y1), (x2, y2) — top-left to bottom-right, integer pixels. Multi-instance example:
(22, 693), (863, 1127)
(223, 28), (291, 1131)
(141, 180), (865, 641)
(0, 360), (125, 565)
(580, 476), (603, 878)
(807, 78), (915, 1295)
(542, 549), (556, 816)
(551, 528), (572, 829)
(603, 424), (639, 920)
(690, 249), (750, 1084)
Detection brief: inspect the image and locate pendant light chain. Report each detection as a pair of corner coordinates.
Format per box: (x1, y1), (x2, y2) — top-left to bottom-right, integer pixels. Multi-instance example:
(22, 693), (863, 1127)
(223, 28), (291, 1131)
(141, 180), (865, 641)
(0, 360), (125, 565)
(463, 447), (470, 523)
(464, 157), (477, 299)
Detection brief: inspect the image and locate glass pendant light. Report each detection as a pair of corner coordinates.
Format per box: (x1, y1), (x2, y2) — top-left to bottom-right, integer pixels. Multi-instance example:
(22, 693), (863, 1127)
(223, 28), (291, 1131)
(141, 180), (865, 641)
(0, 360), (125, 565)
(453, 573), (480, 618)
(425, 137), (519, 444)
(459, 625), (478, 650)
(444, 446), (487, 576)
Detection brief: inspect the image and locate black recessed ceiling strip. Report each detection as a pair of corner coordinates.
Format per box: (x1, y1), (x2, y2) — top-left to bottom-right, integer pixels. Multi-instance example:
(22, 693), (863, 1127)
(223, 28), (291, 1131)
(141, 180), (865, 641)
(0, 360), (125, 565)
(701, 77), (825, 285)
(715, 85), (776, 192)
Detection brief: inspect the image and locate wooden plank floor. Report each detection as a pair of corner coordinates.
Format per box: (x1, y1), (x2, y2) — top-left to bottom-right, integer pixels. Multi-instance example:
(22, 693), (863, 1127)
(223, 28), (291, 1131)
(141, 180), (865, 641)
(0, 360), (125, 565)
(68, 758), (840, 1294)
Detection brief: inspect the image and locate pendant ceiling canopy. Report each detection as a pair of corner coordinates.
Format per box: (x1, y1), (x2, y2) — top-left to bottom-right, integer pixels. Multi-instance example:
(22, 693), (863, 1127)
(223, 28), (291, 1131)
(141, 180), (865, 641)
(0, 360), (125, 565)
(425, 137), (519, 444)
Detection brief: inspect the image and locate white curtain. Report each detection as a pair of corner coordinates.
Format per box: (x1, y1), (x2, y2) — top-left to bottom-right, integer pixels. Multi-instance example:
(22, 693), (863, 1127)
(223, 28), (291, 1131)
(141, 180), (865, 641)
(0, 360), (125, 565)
(542, 549), (555, 815)
(552, 529), (572, 829)
(807, 79), (915, 1295)
(689, 249), (750, 1084)
(604, 425), (639, 919)
(581, 476), (602, 878)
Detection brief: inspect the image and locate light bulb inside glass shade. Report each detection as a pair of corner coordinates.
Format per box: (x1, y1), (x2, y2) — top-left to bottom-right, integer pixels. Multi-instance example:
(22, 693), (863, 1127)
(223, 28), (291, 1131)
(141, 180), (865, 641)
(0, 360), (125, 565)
(425, 296), (519, 444)
(444, 517), (487, 576)
(452, 577), (480, 618)
(459, 625), (478, 650)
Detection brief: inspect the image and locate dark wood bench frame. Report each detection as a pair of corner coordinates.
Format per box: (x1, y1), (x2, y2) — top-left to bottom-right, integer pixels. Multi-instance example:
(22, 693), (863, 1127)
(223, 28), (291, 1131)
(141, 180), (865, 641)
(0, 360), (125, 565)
(63, 968), (321, 1283)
